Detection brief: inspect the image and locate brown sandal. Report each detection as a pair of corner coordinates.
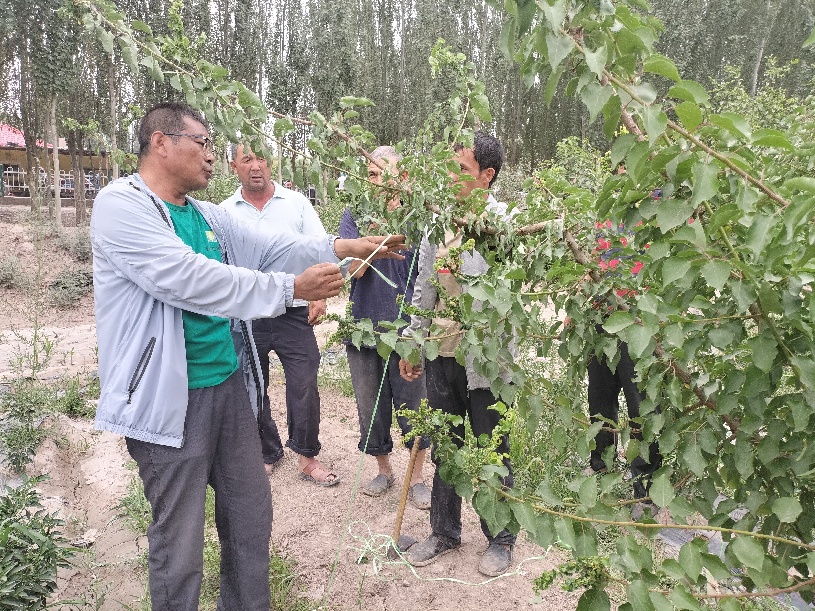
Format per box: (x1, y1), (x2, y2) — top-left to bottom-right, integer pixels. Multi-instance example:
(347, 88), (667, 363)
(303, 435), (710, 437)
(299, 462), (341, 487)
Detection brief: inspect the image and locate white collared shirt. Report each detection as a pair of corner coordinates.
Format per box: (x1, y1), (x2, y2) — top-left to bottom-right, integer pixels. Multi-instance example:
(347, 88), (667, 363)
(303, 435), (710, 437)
(221, 182), (327, 307)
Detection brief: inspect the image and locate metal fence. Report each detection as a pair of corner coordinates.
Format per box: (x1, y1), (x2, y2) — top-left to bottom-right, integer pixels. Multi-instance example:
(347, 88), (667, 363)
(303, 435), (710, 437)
(0, 166), (110, 198)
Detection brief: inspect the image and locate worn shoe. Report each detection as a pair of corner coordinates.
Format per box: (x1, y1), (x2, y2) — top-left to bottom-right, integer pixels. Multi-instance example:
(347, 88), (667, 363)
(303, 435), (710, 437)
(362, 473), (396, 497)
(581, 465), (608, 477)
(478, 542), (513, 577)
(409, 482), (432, 510)
(406, 534), (460, 567)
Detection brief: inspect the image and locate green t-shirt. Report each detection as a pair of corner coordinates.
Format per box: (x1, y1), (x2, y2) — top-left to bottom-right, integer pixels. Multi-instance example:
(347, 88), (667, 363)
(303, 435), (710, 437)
(166, 201), (239, 389)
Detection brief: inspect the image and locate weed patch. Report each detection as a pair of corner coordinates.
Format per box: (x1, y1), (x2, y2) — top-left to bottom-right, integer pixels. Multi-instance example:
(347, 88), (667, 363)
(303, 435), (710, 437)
(0, 379), (54, 472)
(55, 376), (95, 419)
(49, 269), (93, 308)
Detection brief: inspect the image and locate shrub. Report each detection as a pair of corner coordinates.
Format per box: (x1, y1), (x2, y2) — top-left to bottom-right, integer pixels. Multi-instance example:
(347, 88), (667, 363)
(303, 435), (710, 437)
(59, 228), (92, 263)
(49, 269), (93, 307)
(0, 256), (24, 289)
(0, 476), (75, 608)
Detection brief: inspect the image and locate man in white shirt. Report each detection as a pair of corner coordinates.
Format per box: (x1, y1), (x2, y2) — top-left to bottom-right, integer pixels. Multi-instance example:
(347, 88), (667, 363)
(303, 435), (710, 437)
(221, 144), (338, 486)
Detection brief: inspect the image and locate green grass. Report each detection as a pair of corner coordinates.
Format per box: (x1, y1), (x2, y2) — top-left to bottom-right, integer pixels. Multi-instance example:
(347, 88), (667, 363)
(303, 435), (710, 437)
(116, 466), (152, 535)
(317, 354), (355, 398)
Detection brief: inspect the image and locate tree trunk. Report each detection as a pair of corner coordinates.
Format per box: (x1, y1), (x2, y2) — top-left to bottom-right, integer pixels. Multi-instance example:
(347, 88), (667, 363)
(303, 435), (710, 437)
(108, 59), (119, 180)
(750, 0), (774, 96)
(68, 131), (87, 226)
(50, 96), (62, 228)
(19, 44), (41, 212)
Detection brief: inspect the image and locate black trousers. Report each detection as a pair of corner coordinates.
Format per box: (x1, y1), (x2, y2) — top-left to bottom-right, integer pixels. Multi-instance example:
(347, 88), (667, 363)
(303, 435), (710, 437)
(587, 339), (662, 499)
(251, 307), (322, 460)
(425, 356), (515, 546)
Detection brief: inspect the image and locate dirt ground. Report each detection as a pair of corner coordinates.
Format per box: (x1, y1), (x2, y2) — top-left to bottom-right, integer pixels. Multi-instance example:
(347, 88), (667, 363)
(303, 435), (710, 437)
(0, 220), (579, 611)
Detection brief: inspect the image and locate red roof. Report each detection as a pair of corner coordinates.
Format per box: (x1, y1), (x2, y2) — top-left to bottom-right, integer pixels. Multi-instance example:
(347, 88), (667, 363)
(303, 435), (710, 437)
(0, 123), (59, 149)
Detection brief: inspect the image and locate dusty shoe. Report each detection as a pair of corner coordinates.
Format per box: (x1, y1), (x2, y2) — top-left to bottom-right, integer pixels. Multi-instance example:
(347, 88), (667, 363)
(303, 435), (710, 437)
(406, 534), (459, 567)
(409, 482), (432, 510)
(478, 542), (513, 577)
(581, 465), (608, 477)
(362, 473), (396, 497)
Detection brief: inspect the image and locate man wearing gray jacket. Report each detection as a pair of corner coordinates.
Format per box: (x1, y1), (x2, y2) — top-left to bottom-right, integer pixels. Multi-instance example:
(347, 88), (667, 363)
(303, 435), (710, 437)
(91, 102), (404, 611)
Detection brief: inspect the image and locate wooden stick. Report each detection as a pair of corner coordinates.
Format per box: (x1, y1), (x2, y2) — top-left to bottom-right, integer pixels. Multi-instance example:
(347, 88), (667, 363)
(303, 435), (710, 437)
(392, 435), (423, 545)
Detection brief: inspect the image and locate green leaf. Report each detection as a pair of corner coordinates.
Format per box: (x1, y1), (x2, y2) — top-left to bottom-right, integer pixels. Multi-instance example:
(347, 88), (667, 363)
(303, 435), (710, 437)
(623, 324), (654, 359)
(783, 176), (815, 193)
(555, 517), (576, 549)
(499, 18), (517, 57)
(803, 26), (815, 48)
(98, 29), (114, 54)
(581, 82), (613, 124)
(649, 592), (673, 611)
(748, 334), (777, 373)
(576, 588), (610, 611)
(668, 585), (703, 610)
(682, 441), (706, 477)
(690, 162), (718, 205)
(626, 580), (655, 611)
(642, 105), (667, 146)
(668, 80), (710, 106)
(656, 199), (694, 233)
(648, 473), (675, 507)
(678, 541), (702, 580)
(643, 54), (680, 82)
(602, 311), (635, 334)
(792, 355), (815, 394)
(376, 341), (393, 361)
(611, 134), (636, 168)
(662, 259), (692, 285)
(602, 95), (622, 140)
(699, 260), (730, 291)
(751, 129), (793, 150)
(546, 32), (574, 69)
(540, 0), (566, 29)
(273, 117), (295, 138)
(710, 112), (751, 141)
(585, 45), (607, 79)
(544, 66), (565, 105)
(745, 214), (773, 258)
(674, 101), (703, 131)
(772, 497), (803, 523)
(731, 536), (765, 571)
(578, 475), (598, 508)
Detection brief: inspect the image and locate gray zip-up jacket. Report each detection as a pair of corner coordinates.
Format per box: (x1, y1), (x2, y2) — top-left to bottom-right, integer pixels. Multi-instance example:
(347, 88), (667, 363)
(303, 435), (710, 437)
(91, 174), (339, 447)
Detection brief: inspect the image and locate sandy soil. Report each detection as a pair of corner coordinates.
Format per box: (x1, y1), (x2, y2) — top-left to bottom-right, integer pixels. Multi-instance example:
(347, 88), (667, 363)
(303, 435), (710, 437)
(0, 220), (578, 611)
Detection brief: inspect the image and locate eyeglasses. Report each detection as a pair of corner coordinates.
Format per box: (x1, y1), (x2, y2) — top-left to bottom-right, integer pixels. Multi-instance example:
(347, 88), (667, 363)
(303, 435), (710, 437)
(162, 132), (215, 152)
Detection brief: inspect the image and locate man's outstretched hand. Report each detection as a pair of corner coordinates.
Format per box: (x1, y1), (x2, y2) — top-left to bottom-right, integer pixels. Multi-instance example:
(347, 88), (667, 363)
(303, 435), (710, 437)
(293, 263), (344, 301)
(335, 235), (407, 262)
